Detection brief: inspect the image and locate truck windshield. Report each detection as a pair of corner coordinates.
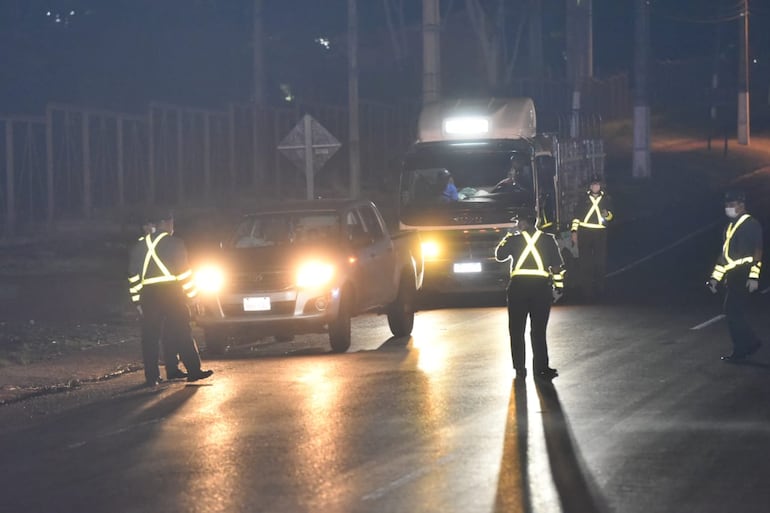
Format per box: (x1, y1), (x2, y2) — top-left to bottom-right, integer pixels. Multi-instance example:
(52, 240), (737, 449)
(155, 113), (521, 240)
(400, 146), (533, 209)
(229, 212), (341, 248)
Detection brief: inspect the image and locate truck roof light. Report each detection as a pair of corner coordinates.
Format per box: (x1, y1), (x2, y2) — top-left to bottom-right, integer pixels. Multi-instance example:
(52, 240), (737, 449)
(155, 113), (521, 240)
(444, 117), (489, 136)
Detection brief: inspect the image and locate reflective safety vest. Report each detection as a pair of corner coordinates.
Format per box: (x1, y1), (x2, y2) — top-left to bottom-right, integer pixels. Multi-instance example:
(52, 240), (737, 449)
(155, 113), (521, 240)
(711, 214), (761, 282)
(571, 191), (613, 231)
(502, 231), (565, 287)
(127, 233), (197, 303)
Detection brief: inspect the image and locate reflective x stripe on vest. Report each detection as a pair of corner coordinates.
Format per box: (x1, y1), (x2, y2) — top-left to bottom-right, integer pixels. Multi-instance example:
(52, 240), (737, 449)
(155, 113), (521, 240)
(510, 231), (550, 278)
(577, 194), (606, 230)
(141, 232), (176, 285)
(711, 214), (755, 282)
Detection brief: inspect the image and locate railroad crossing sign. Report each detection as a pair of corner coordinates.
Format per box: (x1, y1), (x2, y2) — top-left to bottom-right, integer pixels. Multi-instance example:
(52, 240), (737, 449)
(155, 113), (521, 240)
(278, 114), (341, 200)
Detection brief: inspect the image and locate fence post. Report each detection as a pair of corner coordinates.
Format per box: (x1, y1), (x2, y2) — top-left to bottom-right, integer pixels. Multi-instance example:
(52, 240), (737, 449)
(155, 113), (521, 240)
(203, 112), (211, 203)
(117, 115), (125, 208)
(147, 107), (156, 205)
(82, 112), (91, 218)
(176, 109), (184, 205)
(229, 104), (236, 194)
(5, 120), (15, 237)
(45, 106), (55, 230)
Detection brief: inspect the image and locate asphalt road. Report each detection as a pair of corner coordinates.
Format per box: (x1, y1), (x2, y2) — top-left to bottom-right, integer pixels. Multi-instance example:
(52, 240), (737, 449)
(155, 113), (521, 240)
(1, 181), (769, 513)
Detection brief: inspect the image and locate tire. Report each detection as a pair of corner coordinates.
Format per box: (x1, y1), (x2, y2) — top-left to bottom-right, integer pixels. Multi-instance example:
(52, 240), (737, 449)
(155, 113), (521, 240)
(387, 273), (416, 337)
(203, 328), (228, 355)
(328, 290), (352, 353)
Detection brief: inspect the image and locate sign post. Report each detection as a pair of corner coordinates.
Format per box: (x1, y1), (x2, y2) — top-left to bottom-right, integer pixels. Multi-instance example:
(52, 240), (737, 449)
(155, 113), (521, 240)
(278, 114), (341, 200)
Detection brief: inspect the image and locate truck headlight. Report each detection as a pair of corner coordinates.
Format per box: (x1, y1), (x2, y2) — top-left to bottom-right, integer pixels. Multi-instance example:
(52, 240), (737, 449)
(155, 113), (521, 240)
(195, 265), (225, 294)
(421, 240), (441, 260)
(296, 261), (335, 289)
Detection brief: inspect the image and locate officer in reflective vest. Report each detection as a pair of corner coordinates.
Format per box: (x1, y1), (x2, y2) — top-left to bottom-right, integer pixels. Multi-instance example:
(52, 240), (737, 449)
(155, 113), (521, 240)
(495, 210), (565, 380)
(571, 175), (613, 300)
(707, 189), (763, 361)
(128, 208), (213, 386)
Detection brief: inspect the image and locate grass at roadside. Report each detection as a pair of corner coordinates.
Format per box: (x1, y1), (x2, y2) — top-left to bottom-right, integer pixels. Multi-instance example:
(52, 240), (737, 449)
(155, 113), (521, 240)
(0, 321), (137, 367)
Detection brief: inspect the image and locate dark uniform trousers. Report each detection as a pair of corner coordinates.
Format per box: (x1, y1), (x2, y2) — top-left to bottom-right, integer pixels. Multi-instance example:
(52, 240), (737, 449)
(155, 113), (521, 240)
(141, 283), (202, 382)
(578, 227), (607, 298)
(506, 276), (552, 372)
(724, 266), (761, 355)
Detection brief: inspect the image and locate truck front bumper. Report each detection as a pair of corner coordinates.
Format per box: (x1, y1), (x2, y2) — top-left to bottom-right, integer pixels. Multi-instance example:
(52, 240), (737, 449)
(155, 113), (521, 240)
(420, 259), (509, 293)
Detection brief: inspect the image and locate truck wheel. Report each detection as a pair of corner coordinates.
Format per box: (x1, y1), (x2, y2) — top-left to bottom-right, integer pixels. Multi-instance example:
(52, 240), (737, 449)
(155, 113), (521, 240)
(203, 328), (228, 355)
(388, 273), (416, 337)
(328, 291), (352, 353)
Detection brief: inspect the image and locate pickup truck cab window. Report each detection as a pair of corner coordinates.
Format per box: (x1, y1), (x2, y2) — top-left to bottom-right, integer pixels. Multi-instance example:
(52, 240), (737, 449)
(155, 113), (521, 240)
(346, 211), (368, 244)
(358, 205), (384, 241)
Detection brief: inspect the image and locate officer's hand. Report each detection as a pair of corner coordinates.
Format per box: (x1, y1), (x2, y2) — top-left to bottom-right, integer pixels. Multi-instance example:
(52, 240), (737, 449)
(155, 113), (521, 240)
(706, 279), (719, 294)
(552, 288), (564, 303)
(747, 279), (759, 293)
(135, 305), (143, 317)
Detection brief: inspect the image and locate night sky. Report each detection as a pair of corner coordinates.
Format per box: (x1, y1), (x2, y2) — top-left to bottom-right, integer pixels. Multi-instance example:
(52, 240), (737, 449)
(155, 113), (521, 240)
(0, 0), (767, 114)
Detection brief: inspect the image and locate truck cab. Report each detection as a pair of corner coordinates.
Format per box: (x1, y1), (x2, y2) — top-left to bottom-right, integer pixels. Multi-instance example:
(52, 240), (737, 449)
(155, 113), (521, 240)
(398, 98), (603, 294)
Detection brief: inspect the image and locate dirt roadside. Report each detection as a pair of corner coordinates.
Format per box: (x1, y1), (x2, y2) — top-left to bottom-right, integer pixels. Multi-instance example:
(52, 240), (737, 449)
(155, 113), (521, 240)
(1, 128), (769, 406)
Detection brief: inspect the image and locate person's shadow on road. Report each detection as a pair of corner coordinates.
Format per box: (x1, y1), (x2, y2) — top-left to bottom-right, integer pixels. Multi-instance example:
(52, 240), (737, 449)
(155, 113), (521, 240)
(494, 378), (610, 513)
(534, 379), (609, 513)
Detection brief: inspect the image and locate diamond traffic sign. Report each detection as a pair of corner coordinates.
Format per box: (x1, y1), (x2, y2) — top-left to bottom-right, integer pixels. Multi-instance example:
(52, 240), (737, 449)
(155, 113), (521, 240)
(278, 114), (341, 174)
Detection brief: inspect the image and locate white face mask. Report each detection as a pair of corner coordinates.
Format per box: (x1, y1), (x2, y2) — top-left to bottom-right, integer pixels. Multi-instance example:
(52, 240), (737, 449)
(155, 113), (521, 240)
(725, 207), (738, 218)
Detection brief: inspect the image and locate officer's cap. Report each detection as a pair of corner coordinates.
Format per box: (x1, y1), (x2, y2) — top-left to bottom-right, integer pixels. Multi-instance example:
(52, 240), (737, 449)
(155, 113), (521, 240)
(589, 174), (602, 184)
(724, 189), (745, 203)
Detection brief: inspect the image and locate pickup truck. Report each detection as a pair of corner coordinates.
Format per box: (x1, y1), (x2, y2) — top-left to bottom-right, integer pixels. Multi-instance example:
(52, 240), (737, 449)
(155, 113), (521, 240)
(194, 199), (424, 354)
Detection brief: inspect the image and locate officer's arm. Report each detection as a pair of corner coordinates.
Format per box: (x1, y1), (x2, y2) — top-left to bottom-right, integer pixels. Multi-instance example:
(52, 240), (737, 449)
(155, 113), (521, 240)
(602, 195), (614, 222)
(173, 239), (199, 301)
(494, 234), (512, 262)
(547, 236), (566, 287)
(127, 243), (143, 304)
(710, 228), (730, 283)
(749, 220), (763, 281)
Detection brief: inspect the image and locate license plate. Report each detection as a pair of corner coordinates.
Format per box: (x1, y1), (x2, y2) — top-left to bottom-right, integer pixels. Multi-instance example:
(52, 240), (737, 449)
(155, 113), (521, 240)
(453, 262), (482, 273)
(243, 296), (271, 311)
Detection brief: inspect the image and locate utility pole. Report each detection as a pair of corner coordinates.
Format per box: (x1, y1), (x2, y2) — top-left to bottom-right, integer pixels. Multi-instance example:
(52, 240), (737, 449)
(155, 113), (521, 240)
(422, 0), (441, 105)
(348, 0), (361, 198)
(737, 0), (750, 145)
(253, 0), (265, 105)
(252, 0), (265, 190)
(528, 0), (544, 79)
(632, 0), (651, 179)
(566, 0), (593, 137)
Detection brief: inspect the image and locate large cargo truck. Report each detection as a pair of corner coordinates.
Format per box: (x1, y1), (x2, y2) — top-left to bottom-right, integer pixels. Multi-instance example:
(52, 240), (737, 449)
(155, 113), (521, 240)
(397, 97), (604, 293)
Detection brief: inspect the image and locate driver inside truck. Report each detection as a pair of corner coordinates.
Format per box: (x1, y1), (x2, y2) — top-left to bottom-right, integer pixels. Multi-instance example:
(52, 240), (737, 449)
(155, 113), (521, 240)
(437, 169), (459, 202)
(493, 162), (531, 194)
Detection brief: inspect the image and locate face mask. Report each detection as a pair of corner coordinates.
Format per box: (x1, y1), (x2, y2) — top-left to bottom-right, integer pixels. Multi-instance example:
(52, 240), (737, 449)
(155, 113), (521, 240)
(725, 207), (738, 218)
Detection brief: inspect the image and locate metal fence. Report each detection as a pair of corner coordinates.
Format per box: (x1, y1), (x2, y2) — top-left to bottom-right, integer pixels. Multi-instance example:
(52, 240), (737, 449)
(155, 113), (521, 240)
(0, 101), (420, 237)
(1, 76), (631, 238)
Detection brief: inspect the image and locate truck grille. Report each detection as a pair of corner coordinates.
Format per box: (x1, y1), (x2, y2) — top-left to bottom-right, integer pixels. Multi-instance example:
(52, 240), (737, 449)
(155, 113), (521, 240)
(228, 271), (293, 292)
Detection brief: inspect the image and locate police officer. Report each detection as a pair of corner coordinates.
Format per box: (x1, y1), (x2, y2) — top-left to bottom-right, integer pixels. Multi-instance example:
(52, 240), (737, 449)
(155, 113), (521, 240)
(571, 175), (613, 300)
(134, 219), (186, 380)
(128, 208), (213, 386)
(707, 189), (763, 361)
(495, 209), (565, 380)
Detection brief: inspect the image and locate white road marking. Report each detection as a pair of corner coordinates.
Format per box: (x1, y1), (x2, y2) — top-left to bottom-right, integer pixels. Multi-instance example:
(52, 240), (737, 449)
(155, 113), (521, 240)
(690, 314), (726, 330)
(761, 287), (770, 295)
